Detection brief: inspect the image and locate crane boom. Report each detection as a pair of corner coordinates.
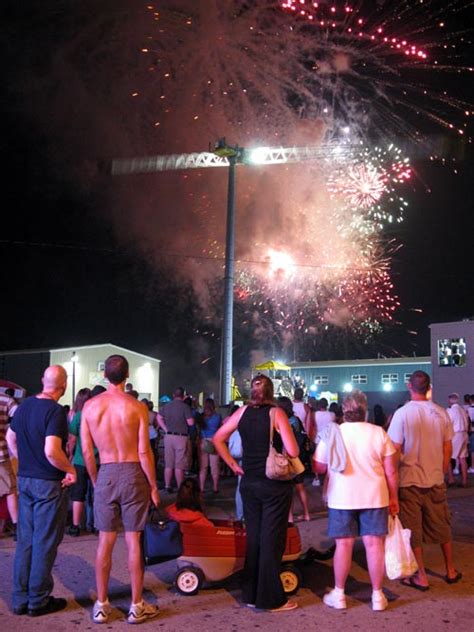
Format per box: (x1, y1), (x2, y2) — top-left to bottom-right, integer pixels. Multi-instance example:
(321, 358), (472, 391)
(111, 143), (354, 175)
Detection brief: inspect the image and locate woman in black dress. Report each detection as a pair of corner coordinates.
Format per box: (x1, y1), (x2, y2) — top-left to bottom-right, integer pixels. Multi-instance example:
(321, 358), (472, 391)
(213, 375), (299, 612)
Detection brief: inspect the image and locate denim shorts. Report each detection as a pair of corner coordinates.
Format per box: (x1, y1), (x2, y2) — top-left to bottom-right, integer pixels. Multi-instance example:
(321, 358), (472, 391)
(328, 507), (388, 538)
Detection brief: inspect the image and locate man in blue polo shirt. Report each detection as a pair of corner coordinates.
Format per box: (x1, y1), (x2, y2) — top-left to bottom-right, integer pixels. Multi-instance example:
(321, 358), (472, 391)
(6, 365), (76, 617)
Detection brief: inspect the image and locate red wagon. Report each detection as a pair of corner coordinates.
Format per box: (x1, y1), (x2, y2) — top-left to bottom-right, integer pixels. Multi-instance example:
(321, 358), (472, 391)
(174, 519), (303, 596)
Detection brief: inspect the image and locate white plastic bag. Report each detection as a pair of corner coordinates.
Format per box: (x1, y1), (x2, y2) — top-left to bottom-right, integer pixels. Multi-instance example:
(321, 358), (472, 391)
(384, 515), (418, 580)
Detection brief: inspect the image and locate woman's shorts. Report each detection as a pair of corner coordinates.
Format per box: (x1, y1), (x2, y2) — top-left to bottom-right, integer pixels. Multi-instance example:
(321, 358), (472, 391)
(69, 464), (89, 502)
(328, 507), (388, 538)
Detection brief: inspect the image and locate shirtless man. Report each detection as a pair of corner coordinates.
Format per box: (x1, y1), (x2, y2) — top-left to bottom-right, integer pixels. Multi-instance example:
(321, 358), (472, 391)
(81, 355), (160, 625)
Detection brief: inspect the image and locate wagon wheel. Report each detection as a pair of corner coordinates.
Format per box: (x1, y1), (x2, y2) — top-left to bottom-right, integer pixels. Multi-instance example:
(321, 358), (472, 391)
(280, 564), (302, 595)
(175, 566), (204, 596)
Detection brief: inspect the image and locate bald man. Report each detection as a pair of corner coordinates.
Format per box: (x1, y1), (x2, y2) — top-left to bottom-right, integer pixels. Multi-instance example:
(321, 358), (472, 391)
(6, 365), (76, 617)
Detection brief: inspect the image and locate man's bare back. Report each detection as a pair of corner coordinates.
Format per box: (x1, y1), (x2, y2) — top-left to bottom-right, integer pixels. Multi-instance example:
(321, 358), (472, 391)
(82, 390), (148, 464)
(81, 383), (158, 511)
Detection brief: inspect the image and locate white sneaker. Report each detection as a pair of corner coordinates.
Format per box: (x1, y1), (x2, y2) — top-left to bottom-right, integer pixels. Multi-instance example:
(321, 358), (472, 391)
(468, 467), (474, 473)
(453, 468), (459, 475)
(312, 477), (321, 487)
(127, 600), (159, 624)
(323, 589), (347, 610)
(93, 600), (112, 624)
(372, 591), (388, 611)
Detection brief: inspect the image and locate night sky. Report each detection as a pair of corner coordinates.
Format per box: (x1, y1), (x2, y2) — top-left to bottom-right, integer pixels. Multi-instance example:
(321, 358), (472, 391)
(1, 1), (473, 394)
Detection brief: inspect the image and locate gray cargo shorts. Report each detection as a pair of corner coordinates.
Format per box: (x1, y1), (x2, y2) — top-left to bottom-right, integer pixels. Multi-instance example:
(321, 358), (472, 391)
(94, 462), (149, 532)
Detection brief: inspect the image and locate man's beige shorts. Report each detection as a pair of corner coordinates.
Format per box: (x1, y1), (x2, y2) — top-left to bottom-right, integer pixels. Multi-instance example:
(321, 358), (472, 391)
(164, 434), (190, 470)
(94, 463), (149, 532)
(399, 484), (452, 549)
(0, 460), (17, 496)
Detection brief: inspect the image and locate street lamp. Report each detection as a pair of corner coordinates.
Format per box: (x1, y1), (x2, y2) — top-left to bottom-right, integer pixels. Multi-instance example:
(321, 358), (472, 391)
(213, 139), (244, 406)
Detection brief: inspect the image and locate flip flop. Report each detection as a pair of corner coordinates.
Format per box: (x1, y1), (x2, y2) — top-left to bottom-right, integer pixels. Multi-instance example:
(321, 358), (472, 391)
(445, 571), (462, 584)
(401, 576), (429, 592)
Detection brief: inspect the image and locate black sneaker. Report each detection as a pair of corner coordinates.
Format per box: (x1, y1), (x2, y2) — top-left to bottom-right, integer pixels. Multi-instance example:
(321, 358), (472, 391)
(67, 525), (80, 537)
(13, 604), (28, 615)
(28, 597), (67, 617)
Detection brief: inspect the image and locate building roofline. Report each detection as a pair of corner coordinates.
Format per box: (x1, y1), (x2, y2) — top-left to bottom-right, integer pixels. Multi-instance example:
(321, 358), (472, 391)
(429, 320), (474, 328)
(289, 357), (431, 369)
(49, 343), (161, 363)
(0, 344), (160, 363)
(0, 348), (50, 356)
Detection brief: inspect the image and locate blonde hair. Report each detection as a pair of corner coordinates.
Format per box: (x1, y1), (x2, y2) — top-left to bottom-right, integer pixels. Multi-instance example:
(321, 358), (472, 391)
(342, 390), (368, 422)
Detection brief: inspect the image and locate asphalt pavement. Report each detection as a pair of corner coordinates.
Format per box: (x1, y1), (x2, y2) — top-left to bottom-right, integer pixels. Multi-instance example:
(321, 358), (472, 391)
(1, 473), (473, 631)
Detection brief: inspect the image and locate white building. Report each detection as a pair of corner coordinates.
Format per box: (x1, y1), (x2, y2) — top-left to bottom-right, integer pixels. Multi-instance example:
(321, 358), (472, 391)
(0, 343), (161, 406)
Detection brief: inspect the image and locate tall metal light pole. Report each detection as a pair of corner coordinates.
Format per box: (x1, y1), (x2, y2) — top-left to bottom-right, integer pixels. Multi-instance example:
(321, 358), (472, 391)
(214, 141), (242, 405)
(71, 351), (77, 405)
(111, 141), (356, 406)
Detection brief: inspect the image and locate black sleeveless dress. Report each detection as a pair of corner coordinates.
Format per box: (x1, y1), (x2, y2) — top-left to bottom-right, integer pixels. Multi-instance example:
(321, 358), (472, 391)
(237, 403), (293, 610)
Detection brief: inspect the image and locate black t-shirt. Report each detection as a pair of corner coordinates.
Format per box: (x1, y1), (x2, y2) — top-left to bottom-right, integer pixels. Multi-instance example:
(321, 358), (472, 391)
(11, 396), (68, 481)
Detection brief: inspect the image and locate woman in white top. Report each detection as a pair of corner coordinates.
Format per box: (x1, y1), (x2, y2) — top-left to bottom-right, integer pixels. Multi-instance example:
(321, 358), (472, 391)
(314, 390), (399, 612)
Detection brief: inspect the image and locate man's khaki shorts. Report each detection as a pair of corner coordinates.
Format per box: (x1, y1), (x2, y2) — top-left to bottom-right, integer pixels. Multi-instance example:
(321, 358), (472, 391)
(0, 460), (17, 496)
(164, 434), (190, 470)
(399, 484), (451, 549)
(94, 463), (149, 532)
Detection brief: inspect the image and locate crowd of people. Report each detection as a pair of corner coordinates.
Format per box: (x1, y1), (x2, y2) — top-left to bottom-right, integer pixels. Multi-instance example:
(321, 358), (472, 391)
(0, 357), (471, 622)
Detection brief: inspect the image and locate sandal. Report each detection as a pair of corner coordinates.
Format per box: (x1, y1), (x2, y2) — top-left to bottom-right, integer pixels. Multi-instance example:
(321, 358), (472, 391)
(270, 600), (298, 612)
(445, 571), (462, 584)
(401, 576), (429, 592)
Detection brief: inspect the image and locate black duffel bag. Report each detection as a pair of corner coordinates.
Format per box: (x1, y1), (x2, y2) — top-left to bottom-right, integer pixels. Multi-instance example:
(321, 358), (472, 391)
(142, 507), (183, 565)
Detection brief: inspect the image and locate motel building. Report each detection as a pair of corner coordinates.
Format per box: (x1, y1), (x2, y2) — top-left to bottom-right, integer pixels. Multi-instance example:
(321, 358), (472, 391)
(0, 343), (161, 406)
(287, 319), (474, 414)
(288, 356), (431, 413)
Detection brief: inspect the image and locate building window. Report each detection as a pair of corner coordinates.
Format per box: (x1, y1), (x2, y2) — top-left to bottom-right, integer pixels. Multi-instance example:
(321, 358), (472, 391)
(404, 373), (411, 383)
(313, 375), (328, 385)
(438, 338), (466, 367)
(381, 373), (398, 384)
(351, 374), (367, 384)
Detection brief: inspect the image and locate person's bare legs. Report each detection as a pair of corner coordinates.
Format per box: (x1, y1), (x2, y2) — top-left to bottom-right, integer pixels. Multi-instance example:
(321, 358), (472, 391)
(333, 537), (355, 589)
(164, 467), (173, 489)
(295, 483), (310, 520)
(72, 500), (84, 527)
(96, 531), (118, 602)
(7, 492), (18, 523)
(210, 455), (220, 492)
(362, 535), (385, 591)
(175, 468), (185, 488)
(447, 462), (455, 485)
(199, 468), (207, 492)
(411, 546), (429, 586)
(125, 532), (145, 604)
(440, 541), (458, 579)
(459, 458), (467, 486)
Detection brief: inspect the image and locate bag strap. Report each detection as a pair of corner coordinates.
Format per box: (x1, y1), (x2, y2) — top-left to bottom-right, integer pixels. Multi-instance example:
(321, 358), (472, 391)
(148, 505), (170, 525)
(269, 407), (275, 447)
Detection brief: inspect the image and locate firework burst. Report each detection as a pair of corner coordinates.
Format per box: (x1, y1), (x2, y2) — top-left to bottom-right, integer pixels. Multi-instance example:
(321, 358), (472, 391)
(126, 1), (473, 356)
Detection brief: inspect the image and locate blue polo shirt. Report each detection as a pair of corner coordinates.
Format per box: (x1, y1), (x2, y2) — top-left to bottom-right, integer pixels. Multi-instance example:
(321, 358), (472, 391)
(11, 396), (68, 481)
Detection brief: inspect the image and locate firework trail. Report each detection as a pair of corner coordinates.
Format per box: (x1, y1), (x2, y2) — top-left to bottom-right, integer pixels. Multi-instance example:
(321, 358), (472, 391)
(97, 0), (471, 358)
(140, 0), (472, 144)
